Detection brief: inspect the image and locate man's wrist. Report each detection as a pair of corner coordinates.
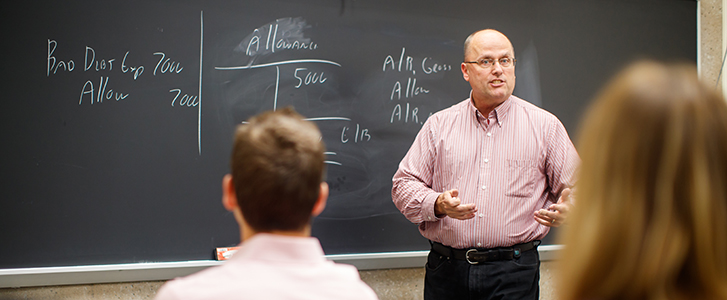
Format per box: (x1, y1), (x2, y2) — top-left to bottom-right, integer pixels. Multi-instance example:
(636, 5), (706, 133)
(423, 193), (444, 221)
(433, 194), (445, 217)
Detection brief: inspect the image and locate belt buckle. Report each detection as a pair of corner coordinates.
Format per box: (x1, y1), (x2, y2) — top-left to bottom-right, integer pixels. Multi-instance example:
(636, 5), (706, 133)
(513, 247), (521, 258)
(465, 249), (479, 265)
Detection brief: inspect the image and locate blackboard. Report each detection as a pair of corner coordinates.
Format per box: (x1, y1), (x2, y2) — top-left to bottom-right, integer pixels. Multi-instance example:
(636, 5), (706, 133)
(0, 0), (696, 269)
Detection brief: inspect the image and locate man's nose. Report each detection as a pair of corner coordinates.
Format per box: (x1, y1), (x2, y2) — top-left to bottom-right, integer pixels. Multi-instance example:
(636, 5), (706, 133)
(491, 63), (503, 75)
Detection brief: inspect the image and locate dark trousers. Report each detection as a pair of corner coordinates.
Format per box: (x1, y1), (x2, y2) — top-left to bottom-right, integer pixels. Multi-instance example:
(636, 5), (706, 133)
(424, 246), (540, 300)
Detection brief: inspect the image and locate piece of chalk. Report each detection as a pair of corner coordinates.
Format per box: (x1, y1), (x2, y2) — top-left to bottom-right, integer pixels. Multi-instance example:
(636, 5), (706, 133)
(215, 247), (239, 260)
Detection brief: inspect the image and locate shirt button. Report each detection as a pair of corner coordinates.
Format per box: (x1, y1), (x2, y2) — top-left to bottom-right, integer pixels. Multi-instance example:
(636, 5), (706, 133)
(486, 132), (492, 137)
(484, 159), (489, 163)
(479, 213), (484, 218)
(481, 185), (486, 190)
(477, 243), (482, 247)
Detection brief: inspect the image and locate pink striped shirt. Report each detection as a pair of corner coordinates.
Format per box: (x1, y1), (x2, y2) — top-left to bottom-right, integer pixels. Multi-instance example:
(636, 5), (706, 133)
(392, 96), (579, 249)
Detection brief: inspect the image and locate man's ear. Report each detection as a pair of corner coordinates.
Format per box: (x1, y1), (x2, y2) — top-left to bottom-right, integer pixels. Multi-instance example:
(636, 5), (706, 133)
(461, 62), (470, 82)
(311, 182), (328, 217)
(222, 174), (238, 212)
(223, 174), (252, 241)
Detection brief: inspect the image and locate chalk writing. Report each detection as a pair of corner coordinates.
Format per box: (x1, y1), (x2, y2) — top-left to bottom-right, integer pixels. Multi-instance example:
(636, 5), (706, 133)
(341, 124), (371, 143)
(219, 18), (360, 149)
(391, 103), (419, 124)
(238, 17), (318, 57)
(383, 47), (415, 75)
(44, 11), (204, 153)
(422, 57), (452, 74)
(45, 42), (196, 108)
(120, 51), (145, 80)
(47, 40), (75, 76)
(383, 47), (453, 75)
(304, 117), (351, 122)
(294, 68), (327, 88)
(79, 76), (129, 105)
(277, 39), (318, 51)
(390, 77), (429, 100)
(215, 59), (340, 70)
(153, 52), (184, 75)
(324, 152), (341, 166)
(84, 47), (115, 72)
(382, 47), (454, 125)
(169, 89), (199, 107)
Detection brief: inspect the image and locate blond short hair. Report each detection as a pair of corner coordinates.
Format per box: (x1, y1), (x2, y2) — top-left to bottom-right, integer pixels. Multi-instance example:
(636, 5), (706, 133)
(558, 61), (727, 300)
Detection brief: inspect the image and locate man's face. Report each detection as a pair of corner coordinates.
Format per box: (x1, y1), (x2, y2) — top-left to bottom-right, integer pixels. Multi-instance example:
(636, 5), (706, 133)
(461, 31), (516, 106)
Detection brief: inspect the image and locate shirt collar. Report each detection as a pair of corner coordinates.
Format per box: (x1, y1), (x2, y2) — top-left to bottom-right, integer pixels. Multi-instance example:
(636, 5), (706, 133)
(467, 94), (513, 127)
(230, 233), (327, 264)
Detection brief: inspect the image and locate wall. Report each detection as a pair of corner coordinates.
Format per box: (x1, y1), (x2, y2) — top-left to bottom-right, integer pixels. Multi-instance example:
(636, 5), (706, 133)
(0, 1), (720, 299)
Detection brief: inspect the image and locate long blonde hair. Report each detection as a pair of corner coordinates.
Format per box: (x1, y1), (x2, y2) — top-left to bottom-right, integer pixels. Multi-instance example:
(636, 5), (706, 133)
(558, 61), (727, 300)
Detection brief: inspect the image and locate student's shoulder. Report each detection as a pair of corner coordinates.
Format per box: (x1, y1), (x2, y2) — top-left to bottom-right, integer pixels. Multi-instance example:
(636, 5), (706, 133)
(153, 264), (239, 300)
(324, 263), (379, 299)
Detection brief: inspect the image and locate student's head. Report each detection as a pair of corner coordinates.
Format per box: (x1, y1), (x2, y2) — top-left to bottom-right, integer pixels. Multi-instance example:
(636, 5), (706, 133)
(223, 107), (327, 235)
(558, 61), (727, 300)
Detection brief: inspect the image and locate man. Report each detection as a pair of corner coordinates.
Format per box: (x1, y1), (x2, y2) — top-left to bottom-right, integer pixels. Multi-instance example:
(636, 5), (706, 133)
(155, 107), (378, 300)
(392, 29), (579, 299)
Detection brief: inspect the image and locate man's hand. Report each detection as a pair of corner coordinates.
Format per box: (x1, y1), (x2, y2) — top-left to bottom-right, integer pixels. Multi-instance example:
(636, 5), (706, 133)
(434, 189), (477, 220)
(534, 188), (572, 227)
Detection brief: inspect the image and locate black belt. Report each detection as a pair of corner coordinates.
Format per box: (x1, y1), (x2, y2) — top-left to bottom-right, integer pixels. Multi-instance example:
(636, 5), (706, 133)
(430, 240), (541, 264)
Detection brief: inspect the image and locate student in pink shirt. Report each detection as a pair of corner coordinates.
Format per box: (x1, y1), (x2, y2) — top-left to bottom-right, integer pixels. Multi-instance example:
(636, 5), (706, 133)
(155, 107), (378, 300)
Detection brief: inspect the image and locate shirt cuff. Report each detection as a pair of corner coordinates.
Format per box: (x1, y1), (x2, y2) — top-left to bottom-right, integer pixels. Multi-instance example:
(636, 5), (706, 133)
(421, 192), (442, 222)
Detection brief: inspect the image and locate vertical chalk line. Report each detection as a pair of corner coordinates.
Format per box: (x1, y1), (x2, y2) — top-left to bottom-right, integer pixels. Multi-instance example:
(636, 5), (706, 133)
(198, 11), (204, 155)
(274, 66), (280, 111)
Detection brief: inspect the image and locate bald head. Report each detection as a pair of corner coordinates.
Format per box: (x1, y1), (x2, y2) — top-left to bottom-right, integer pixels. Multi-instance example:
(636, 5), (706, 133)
(463, 29), (515, 61)
(460, 28), (517, 113)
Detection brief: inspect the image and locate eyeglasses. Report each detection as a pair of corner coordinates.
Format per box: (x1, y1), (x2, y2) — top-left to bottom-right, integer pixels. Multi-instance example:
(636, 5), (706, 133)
(464, 57), (516, 69)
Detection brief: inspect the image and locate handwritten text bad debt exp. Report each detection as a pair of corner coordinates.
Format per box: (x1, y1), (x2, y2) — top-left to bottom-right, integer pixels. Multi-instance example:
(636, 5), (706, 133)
(46, 39), (192, 107)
